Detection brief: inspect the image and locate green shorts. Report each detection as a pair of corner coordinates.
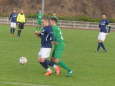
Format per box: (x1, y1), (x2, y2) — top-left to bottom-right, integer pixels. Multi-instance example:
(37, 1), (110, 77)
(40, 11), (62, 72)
(52, 42), (64, 59)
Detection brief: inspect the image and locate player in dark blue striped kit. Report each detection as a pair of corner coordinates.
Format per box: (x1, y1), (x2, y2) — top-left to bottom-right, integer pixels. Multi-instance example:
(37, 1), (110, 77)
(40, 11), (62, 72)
(97, 14), (111, 52)
(9, 9), (17, 36)
(34, 17), (54, 76)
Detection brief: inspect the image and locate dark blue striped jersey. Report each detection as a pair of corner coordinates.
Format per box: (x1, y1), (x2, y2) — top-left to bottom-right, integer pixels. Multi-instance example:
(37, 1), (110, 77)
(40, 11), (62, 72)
(99, 19), (109, 33)
(39, 26), (54, 48)
(9, 13), (17, 23)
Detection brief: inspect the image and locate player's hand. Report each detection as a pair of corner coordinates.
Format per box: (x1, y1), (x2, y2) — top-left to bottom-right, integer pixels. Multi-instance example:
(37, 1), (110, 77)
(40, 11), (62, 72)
(34, 31), (41, 35)
(51, 41), (58, 45)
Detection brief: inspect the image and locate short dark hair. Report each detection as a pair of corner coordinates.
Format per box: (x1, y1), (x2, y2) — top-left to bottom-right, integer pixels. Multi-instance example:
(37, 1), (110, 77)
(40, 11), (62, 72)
(50, 17), (58, 23)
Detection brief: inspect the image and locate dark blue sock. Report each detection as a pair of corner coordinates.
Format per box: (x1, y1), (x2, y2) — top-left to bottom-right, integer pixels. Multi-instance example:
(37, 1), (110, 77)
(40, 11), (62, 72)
(45, 60), (55, 67)
(97, 42), (101, 51)
(10, 28), (13, 34)
(40, 61), (49, 69)
(100, 42), (106, 50)
(12, 28), (15, 34)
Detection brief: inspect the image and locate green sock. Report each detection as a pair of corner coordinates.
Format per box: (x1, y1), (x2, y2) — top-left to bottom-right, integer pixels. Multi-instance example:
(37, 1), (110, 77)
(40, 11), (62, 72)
(57, 61), (71, 72)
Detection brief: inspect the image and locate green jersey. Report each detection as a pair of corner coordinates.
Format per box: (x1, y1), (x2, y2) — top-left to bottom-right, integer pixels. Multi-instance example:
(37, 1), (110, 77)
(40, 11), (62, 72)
(52, 25), (64, 43)
(52, 25), (64, 58)
(36, 13), (43, 25)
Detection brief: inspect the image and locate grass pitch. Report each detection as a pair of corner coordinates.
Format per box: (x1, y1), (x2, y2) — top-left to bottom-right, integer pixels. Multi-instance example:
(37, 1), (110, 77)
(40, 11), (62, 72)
(0, 25), (115, 86)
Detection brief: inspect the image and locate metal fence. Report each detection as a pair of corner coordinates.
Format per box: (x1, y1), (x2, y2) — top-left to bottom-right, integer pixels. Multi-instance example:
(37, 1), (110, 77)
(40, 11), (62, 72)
(0, 17), (115, 29)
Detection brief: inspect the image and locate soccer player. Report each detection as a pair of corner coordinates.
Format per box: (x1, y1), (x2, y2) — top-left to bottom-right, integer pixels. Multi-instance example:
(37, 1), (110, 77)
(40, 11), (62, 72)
(9, 9), (17, 36)
(34, 17), (56, 76)
(16, 9), (26, 37)
(49, 17), (73, 77)
(36, 10), (44, 31)
(97, 14), (111, 52)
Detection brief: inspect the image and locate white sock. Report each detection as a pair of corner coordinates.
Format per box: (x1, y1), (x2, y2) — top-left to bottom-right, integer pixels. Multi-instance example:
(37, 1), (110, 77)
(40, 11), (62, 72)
(47, 68), (52, 72)
(53, 64), (57, 68)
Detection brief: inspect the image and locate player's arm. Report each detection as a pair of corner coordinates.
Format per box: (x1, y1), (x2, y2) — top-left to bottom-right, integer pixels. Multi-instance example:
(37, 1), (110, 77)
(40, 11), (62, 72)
(49, 30), (58, 45)
(34, 31), (41, 37)
(34, 26), (44, 38)
(51, 41), (58, 45)
(107, 24), (111, 33)
(9, 13), (12, 21)
(99, 22), (101, 28)
(106, 20), (111, 33)
(51, 33), (58, 45)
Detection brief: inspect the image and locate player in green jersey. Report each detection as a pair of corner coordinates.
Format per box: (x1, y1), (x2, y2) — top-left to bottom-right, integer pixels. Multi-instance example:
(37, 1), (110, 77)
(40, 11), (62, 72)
(36, 10), (44, 31)
(49, 17), (73, 77)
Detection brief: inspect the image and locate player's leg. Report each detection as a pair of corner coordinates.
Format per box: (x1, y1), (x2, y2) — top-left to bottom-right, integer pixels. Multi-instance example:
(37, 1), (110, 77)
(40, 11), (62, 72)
(51, 57), (72, 77)
(51, 46), (72, 76)
(17, 29), (22, 37)
(101, 33), (107, 51)
(12, 28), (15, 35)
(12, 23), (16, 35)
(97, 41), (107, 52)
(17, 23), (23, 37)
(48, 58), (61, 75)
(52, 53), (72, 74)
(10, 22), (14, 35)
(97, 33), (107, 52)
(10, 23), (16, 36)
(97, 32), (102, 51)
(17, 23), (21, 37)
(100, 42), (107, 52)
(10, 28), (13, 35)
(38, 48), (52, 76)
(38, 58), (52, 76)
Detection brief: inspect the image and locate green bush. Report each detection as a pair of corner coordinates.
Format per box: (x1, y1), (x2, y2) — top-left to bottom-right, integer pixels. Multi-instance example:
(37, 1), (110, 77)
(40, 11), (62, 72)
(109, 18), (115, 23)
(58, 16), (115, 23)
(58, 16), (101, 22)
(1, 13), (115, 23)
(26, 14), (36, 18)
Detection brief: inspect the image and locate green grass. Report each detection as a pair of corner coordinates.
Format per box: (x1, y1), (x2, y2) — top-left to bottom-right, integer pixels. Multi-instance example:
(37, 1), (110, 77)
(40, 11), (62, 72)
(0, 25), (115, 86)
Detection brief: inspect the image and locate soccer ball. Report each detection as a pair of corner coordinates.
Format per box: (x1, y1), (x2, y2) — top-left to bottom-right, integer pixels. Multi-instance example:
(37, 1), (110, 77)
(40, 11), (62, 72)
(19, 56), (28, 64)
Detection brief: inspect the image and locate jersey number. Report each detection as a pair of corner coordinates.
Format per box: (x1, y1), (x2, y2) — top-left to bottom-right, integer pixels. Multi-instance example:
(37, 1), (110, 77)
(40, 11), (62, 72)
(60, 31), (64, 40)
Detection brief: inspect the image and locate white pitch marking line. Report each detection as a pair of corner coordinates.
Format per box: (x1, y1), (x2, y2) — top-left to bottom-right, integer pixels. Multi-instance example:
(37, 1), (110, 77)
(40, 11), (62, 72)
(0, 81), (50, 86)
